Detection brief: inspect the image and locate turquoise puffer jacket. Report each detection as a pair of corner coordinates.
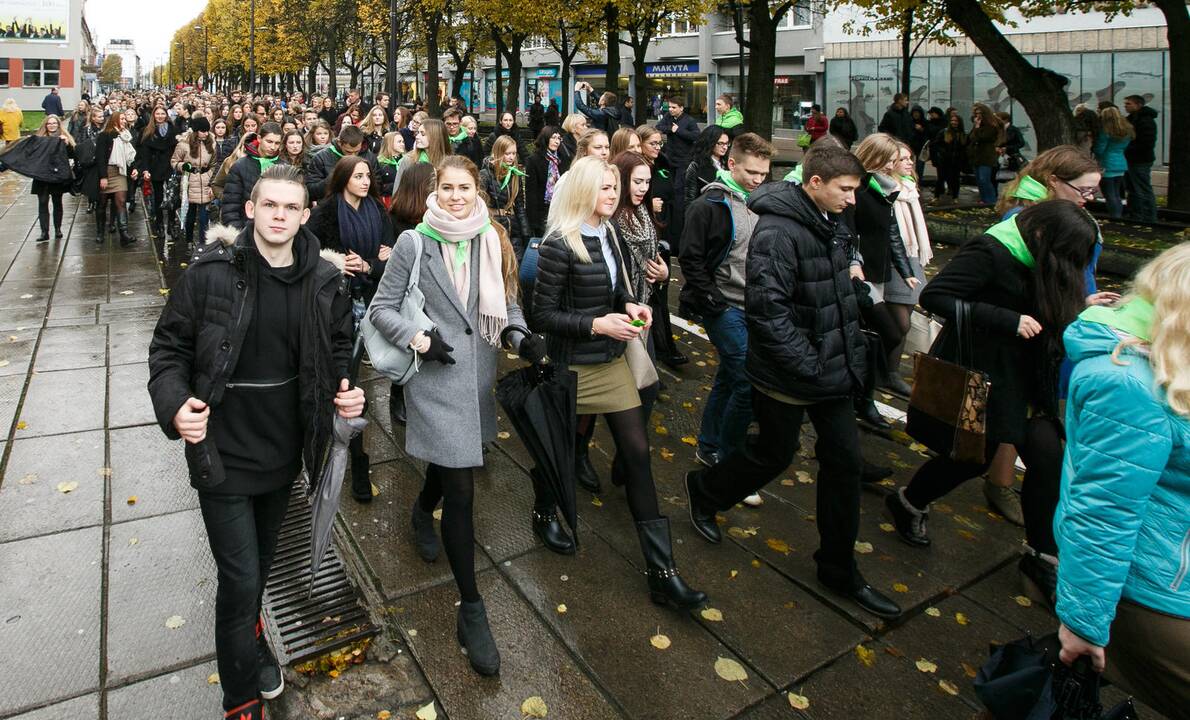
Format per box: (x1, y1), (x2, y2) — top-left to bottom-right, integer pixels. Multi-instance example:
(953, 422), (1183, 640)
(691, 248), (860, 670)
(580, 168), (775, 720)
(1055, 309), (1190, 647)
(1092, 131), (1130, 178)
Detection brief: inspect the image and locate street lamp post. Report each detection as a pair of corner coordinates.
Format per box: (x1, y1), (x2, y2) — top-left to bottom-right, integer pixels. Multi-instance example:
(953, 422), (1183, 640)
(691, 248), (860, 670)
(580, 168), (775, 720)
(248, 0), (256, 95)
(194, 24), (208, 90)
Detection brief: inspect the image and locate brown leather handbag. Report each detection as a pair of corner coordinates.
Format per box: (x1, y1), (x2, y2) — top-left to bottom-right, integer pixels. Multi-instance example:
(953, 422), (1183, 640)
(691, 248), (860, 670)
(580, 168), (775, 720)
(905, 300), (991, 464)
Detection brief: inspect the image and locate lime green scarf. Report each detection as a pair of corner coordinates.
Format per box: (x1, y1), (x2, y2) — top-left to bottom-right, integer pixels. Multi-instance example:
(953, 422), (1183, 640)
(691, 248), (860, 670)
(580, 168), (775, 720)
(1080, 297), (1154, 343)
(449, 129), (468, 144)
(415, 220), (493, 268)
(784, 165), (803, 184)
(418, 150), (430, 164)
(257, 156), (277, 172)
(499, 163), (526, 191)
(1011, 175), (1049, 202)
(715, 168), (749, 199)
(985, 215), (1036, 269)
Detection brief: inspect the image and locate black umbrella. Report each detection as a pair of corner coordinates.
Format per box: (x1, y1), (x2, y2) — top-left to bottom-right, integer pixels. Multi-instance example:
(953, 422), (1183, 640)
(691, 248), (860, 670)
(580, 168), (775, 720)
(496, 359), (579, 543)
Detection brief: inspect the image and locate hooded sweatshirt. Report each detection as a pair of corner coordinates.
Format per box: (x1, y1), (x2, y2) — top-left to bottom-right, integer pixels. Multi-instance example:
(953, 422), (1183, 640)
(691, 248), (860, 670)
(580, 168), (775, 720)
(704, 170), (757, 308)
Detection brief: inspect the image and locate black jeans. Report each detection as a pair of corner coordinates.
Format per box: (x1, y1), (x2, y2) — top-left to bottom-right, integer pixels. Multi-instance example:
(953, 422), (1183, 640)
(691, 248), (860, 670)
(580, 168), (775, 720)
(198, 482), (293, 711)
(903, 416), (1063, 555)
(693, 390), (863, 590)
(37, 188), (65, 234)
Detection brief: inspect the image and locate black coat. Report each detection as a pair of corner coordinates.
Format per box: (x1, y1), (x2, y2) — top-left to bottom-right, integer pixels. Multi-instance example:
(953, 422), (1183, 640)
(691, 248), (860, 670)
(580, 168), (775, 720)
(877, 105), (914, 145)
(452, 135), (484, 167)
(375, 157), (398, 197)
(683, 156), (718, 205)
(829, 116), (858, 147)
(647, 154), (676, 230)
(524, 150), (556, 237)
(918, 233), (1041, 446)
(851, 179), (913, 285)
(76, 124), (105, 201)
(678, 185), (735, 321)
(558, 133), (578, 173)
(479, 161), (530, 245)
(530, 230), (634, 366)
(306, 194), (392, 303)
(221, 153), (289, 229)
(743, 183), (867, 401)
(147, 225), (353, 488)
(305, 142), (378, 202)
(1125, 106), (1158, 165)
(483, 125), (527, 163)
(657, 112), (700, 170)
(2, 135), (72, 187)
(136, 128), (178, 180)
(931, 128), (968, 170)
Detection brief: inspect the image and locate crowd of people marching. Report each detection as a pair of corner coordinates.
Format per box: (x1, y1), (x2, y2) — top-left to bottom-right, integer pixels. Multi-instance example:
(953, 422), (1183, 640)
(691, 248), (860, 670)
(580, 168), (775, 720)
(0, 82), (1182, 719)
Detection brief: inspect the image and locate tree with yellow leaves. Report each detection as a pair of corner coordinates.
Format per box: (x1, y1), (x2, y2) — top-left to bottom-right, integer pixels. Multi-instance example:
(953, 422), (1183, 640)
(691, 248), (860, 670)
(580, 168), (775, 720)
(611, 0), (710, 125)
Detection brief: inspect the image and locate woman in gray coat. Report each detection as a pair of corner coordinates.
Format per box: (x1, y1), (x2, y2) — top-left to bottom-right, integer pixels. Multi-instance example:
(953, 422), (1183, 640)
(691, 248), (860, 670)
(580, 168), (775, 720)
(368, 156), (546, 678)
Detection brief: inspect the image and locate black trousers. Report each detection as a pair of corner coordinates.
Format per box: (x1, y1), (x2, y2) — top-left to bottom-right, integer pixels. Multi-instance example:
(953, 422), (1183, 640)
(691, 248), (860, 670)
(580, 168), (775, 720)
(693, 390), (863, 590)
(37, 188), (65, 233)
(198, 482), (292, 711)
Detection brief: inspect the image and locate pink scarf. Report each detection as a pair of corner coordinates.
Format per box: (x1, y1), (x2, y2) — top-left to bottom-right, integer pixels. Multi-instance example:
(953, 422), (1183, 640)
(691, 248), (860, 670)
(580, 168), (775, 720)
(894, 178), (933, 267)
(418, 193), (508, 347)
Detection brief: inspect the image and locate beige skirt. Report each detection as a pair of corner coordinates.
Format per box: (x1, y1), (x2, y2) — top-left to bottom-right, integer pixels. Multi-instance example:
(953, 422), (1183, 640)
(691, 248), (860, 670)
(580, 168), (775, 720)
(574, 356), (640, 415)
(104, 165), (128, 194)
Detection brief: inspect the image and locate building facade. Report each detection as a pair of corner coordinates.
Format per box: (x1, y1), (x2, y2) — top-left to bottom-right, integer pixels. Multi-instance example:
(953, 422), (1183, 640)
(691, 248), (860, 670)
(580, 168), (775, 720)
(101, 39), (139, 90)
(0, 0), (88, 110)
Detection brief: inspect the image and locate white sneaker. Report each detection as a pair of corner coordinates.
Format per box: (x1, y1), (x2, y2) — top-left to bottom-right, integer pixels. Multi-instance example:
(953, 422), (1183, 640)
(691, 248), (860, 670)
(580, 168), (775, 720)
(742, 493), (763, 507)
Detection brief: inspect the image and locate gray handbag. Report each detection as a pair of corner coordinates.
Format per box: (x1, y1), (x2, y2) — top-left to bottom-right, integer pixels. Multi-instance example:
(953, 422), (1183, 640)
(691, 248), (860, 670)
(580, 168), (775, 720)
(361, 230), (433, 385)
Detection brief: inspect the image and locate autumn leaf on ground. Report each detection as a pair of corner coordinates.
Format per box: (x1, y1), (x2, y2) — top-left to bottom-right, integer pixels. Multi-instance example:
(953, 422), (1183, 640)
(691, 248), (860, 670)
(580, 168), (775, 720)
(432, 508), (443, 520)
(415, 701), (438, 720)
(57, 481), (78, 494)
(961, 661), (978, 678)
(795, 470), (813, 484)
(727, 526), (757, 539)
(680, 436), (698, 447)
(879, 522), (895, 532)
(954, 612), (969, 625)
(376, 712), (392, 720)
(371, 482), (380, 497)
(18, 473), (36, 485)
(729, 570), (738, 579)
(128, 537), (139, 546)
(207, 672), (220, 684)
(713, 656), (748, 683)
(938, 679), (960, 696)
(556, 604), (567, 614)
(650, 632), (671, 650)
(119, 290), (135, 296)
(884, 645), (905, 658)
(780, 478), (795, 486)
(164, 615), (186, 629)
(700, 607), (724, 622)
(126, 496), (137, 505)
(854, 541), (874, 554)
(924, 607), (941, 617)
(98, 467), (112, 477)
(765, 538), (791, 555)
(659, 447), (674, 461)
(787, 692), (810, 710)
(855, 644), (876, 667)
(915, 658), (938, 673)
(0, 360), (8, 368)
(15, 421), (27, 430)
(892, 582), (909, 593)
(497, 431), (511, 440)
(1014, 595), (1033, 607)
(750, 559), (761, 568)
(591, 497), (603, 507)
(654, 425), (669, 435)
(521, 696), (548, 718)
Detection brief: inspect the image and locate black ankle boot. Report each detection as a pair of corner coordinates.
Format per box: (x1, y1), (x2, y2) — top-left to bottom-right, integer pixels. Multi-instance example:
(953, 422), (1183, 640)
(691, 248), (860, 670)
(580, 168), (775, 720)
(54, 227), (63, 240)
(350, 451), (372, 502)
(856, 398), (891, 430)
(574, 435), (601, 494)
(36, 230), (49, 242)
(410, 501), (440, 562)
(457, 599), (500, 676)
(117, 213), (133, 247)
(388, 383), (406, 426)
(532, 507), (575, 555)
(1018, 549), (1058, 611)
(636, 517), (708, 609)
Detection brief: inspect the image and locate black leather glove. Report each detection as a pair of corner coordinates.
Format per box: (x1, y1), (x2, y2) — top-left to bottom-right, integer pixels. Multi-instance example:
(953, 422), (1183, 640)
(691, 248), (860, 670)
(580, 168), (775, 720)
(419, 328), (456, 365)
(518, 332), (548, 365)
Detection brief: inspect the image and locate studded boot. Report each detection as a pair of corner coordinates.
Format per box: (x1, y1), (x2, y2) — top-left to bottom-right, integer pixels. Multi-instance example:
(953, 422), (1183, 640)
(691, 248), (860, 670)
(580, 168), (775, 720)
(636, 517), (707, 609)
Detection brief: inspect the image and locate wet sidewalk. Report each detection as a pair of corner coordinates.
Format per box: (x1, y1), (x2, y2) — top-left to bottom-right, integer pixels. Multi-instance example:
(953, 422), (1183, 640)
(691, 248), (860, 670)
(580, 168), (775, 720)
(0, 176), (1165, 720)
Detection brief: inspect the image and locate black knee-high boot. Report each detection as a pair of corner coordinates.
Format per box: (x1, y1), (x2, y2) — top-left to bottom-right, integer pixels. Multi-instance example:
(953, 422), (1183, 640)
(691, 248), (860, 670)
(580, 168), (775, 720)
(94, 204), (107, 244)
(574, 419), (600, 494)
(349, 434), (371, 502)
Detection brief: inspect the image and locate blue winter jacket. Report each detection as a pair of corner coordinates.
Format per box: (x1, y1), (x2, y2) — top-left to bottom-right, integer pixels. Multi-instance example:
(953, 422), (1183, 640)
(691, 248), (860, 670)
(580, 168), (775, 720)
(1054, 310), (1190, 647)
(1092, 131), (1130, 178)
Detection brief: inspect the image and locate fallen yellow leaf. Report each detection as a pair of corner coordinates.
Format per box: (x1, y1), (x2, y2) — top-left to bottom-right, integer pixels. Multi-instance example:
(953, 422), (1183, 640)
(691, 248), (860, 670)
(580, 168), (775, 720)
(787, 692), (810, 710)
(654, 425), (669, 435)
(497, 431), (511, 440)
(207, 672), (220, 684)
(892, 582), (909, 593)
(727, 526), (756, 539)
(713, 656), (748, 682)
(591, 497), (603, 507)
(795, 470), (813, 484)
(659, 447), (674, 462)
(128, 537), (138, 546)
(729, 570), (738, 579)
(924, 607), (941, 617)
(681, 436), (698, 447)
(371, 482), (380, 497)
(879, 522), (895, 532)
(520, 696), (548, 718)
(16, 421), (27, 430)
(750, 559), (761, 568)
(164, 615), (185, 629)
(765, 538), (791, 555)
(57, 481), (78, 494)
(328, 669), (340, 678)
(650, 633), (671, 650)
(700, 607), (724, 622)
(126, 496), (137, 505)
(432, 509), (443, 520)
(414, 701), (437, 720)
(855, 644), (876, 667)
(780, 478), (795, 486)
(18, 473), (36, 485)
(1014, 595), (1033, 607)
(854, 541), (874, 554)
(915, 658), (938, 674)
(955, 612), (969, 626)
(556, 604), (567, 614)
(377, 712), (392, 720)
(961, 661), (978, 678)
(938, 679), (960, 696)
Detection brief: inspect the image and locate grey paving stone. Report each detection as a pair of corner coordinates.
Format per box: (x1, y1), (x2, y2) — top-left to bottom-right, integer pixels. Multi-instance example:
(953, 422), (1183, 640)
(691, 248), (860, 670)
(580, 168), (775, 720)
(106, 509), (217, 685)
(0, 373), (26, 437)
(0, 277), (53, 309)
(108, 363), (156, 429)
(106, 660), (222, 720)
(33, 325), (107, 372)
(107, 319), (157, 366)
(504, 535), (771, 720)
(50, 276), (111, 306)
(733, 693), (811, 720)
(0, 336), (34, 377)
(472, 446), (547, 562)
(960, 563), (1056, 638)
(0, 527), (102, 716)
(396, 569), (626, 720)
(47, 302), (98, 320)
(5, 693), (99, 720)
(0, 306), (47, 332)
(109, 425), (196, 523)
(56, 253), (109, 278)
(0, 430), (106, 542)
(14, 366), (106, 438)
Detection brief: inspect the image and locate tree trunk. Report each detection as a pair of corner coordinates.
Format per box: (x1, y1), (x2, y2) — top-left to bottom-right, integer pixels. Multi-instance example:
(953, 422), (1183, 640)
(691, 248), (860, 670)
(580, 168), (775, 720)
(307, 63), (317, 98)
(495, 47), (504, 116)
(632, 42), (648, 126)
(604, 4), (619, 95)
(744, 3), (781, 140)
(328, 47), (338, 101)
(425, 19), (441, 115)
(900, 8), (913, 97)
(1154, 0), (1188, 211)
(504, 39), (524, 112)
(944, 0), (1076, 149)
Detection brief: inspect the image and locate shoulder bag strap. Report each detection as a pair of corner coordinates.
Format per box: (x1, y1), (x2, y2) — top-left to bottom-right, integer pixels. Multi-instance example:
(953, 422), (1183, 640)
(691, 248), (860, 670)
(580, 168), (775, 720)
(407, 230), (424, 292)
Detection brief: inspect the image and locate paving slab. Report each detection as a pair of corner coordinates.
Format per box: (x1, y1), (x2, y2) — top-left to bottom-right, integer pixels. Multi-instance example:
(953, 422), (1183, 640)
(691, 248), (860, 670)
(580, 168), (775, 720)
(107, 362), (156, 429)
(733, 693), (811, 720)
(0, 276), (53, 310)
(108, 424), (196, 523)
(49, 275), (111, 306)
(106, 508), (217, 685)
(13, 366), (106, 438)
(471, 446), (548, 562)
(56, 253), (109, 278)
(0, 430), (106, 542)
(0, 306), (47, 332)
(32, 325), (107, 372)
(106, 660), (222, 720)
(0, 373), (24, 437)
(396, 568), (626, 720)
(503, 535), (771, 720)
(47, 302), (99, 321)
(0, 336), (34, 377)
(5, 693), (99, 720)
(107, 319), (157, 367)
(0, 527), (102, 716)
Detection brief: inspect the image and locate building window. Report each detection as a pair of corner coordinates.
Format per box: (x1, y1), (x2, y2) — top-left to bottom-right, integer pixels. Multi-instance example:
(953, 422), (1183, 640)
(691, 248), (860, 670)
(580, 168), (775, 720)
(658, 17), (697, 37)
(23, 59), (60, 87)
(523, 36), (549, 51)
(778, 0), (814, 29)
(0, 58), (8, 87)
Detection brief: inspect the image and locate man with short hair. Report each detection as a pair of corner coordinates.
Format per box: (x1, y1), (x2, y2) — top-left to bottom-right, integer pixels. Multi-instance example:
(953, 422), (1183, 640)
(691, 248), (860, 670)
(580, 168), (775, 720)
(41, 87), (64, 117)
(302, 109), (319, 134)
(149, 164), (364, 720)
(714, 94), (744, 138)
(878, 93), (914, 145)
(1123, 94), (1158, 222)
(680, 132), (773, 470)
(685, 145), (903, 621)
(221, 122), (286, 229)
(656, 94), (700, 247)
(443, 108), (482, 166)
(304, 124), (375, 200)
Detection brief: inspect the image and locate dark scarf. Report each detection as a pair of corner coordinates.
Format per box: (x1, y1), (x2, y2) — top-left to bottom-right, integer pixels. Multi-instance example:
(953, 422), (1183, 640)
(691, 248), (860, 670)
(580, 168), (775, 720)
(156, 122), (169, 137)
(615, 203), (658, 305)
(337, 194), (384, 292)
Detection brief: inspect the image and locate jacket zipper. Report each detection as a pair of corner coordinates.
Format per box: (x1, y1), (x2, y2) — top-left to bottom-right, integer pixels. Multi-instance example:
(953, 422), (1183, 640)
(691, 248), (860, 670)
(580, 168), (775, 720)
(225, 376), (297, 390)
(1172, 528), (1190, 592)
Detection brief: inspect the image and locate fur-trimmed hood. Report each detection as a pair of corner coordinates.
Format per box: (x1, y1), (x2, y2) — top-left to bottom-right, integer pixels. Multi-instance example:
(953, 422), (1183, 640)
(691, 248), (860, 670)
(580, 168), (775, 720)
(201, 222), (347, 277)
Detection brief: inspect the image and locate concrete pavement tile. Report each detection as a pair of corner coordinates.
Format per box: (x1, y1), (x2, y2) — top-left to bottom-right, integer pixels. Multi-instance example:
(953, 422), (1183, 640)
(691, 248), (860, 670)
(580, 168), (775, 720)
(503, 535), (772, 720)
(337, 459), (491, 600)
(0, 282), (51, 309)
(14, 367), (106, 438)
(56, 253), (110, 277)
(99, 304), (166, 326)
(47, 302), (98, 320)
(0, 336), (34, 377)
(396, 569), (625, 720)
(5, 693), (99, 720)
(361, 416), (401, 464)
(106, 509), (217, 685)
(0, 373), (22, 437)
(106, 660), (222, 720)
(0, 527), (102, 716)
(0, 306), (47, 332)
(733, 693), (811, 720)
(108, 363), (156, 429)
(107, 319), (157, 366)
(109, 425), (195, 523)
(0, 430), (105, 542)
(472, 447), (545, 562)
(959, 564), (1056, 638)
(33, 325), (107, 372)
(50, 276), (111, 306)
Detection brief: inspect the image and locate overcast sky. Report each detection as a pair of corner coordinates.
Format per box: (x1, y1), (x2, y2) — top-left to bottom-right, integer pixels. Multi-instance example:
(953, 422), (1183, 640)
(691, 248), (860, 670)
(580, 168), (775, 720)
(86, 0), (207, 72)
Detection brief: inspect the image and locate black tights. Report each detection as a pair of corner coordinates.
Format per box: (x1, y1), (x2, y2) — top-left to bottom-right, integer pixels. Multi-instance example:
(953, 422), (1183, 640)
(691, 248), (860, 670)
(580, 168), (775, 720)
(903, 416), (1064, 555)
(37, 189), (64, 233)
(865, 302), (913, 372)
(563, 408), (662, 522)
(418, 464), (480, 602)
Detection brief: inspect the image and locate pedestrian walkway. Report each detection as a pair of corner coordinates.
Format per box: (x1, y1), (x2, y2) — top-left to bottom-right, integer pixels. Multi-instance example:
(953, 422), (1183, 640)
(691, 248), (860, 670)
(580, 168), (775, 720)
(0, 176), (1166, 719)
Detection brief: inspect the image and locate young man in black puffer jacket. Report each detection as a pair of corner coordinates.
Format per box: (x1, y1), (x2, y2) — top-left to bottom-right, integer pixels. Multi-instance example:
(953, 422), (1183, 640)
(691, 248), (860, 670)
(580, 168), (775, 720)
(684, 145), (903, 621)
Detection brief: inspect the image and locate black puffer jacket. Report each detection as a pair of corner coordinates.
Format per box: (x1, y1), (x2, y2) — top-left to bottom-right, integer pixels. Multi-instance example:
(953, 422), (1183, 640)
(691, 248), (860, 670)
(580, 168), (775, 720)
(851, 176), (913, 285)
(147, 224), (353, 488)
(743, 183), (867, 401)
(479, 160), (530, 247)
(524, 149), (555, 237)
(530, 230), (634, 366)
(683, 156), (718, 205)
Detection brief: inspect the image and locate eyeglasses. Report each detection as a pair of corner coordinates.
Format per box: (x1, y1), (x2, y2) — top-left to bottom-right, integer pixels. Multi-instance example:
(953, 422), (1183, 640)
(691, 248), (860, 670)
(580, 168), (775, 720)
(647, 140), (665, 148)
(1060, 179), (1097, 200)
(715, 140), (730, 147)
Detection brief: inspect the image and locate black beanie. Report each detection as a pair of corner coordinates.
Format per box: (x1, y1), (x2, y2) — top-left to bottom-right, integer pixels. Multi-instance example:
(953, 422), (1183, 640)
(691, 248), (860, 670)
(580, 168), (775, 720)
(189, 116), (211, 133)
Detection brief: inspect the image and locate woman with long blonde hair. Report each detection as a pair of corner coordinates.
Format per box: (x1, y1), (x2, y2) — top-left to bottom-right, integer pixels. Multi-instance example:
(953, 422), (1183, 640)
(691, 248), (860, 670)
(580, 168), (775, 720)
(478, 134), (529, 258)
(532, 156), (708, 610)
(1054, 243), (1190, 720)
(610, 127), (641, 157)
(393, 117), (450, 187)
(0, 113), (76, 241)
(1093, 106), (1135, 219)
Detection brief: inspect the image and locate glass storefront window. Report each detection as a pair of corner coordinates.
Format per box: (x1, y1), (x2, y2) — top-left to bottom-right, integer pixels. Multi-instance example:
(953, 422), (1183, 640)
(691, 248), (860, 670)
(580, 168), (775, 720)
(848, 59), (880, 137)
(824, 60), (850, 118)
(639, 77), (708, 122)
(1114, 50), (1164, 165)
(1081, 53), (1113, 107)
(773, 76), (815, 130)
(927, 57), (951, 112)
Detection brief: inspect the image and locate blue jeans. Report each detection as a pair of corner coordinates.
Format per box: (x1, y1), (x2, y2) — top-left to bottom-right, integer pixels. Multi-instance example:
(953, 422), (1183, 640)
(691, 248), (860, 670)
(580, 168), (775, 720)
(184, 202), (209, 243)
(975, 165), (997, 205)
(1125, 162), (1156, 222)
(697, 306), (752, 458)
(1100, 176), (1125, 219)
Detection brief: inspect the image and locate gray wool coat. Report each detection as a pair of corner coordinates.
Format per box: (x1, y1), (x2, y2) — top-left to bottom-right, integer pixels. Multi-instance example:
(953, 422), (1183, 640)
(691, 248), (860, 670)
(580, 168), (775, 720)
(368, 229), (525, 468)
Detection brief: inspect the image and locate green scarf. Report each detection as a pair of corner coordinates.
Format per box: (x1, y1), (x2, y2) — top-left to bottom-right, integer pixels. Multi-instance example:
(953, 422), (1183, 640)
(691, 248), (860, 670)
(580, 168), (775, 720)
(328, 144), (343, 158)
(449, 129), (468, 144)
(418, 150), (430, 164)
(378, 156), (400, 167)
(784, 165), (803, 184)
(257, 156), (278, 172)
(499, 163), (526, 191)
(415, 220), (493, 268)
(1011, 174), (1049, 202)
(715, 168), (749, 199)
(1079, 297), (1154, 343)
(868, 175), (889, 197)
(984, 215), (1036, 269)
(657, 168), (670, 179)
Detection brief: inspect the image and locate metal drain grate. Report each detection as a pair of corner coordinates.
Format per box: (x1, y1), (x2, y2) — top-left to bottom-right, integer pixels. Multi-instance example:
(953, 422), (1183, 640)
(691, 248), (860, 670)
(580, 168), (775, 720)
(260, 484), (377, 664)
